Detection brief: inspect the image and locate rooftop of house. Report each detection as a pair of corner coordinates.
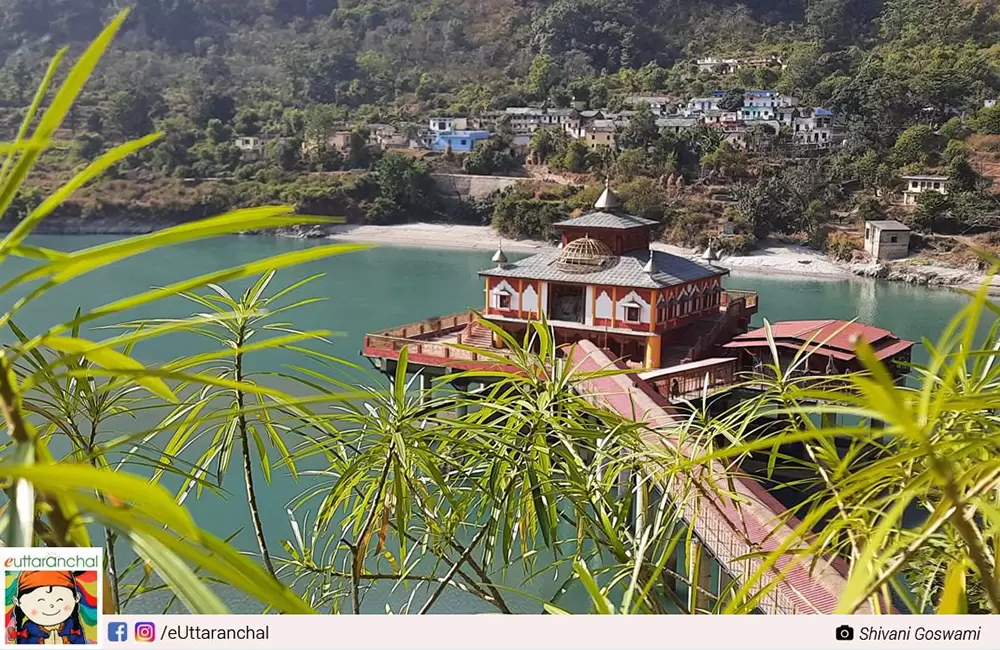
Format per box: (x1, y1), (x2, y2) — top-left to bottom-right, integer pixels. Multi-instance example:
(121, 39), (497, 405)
(656, 117), (698, 127)
(901, 174), (950, 182)
(436, 130), (490, 138)
(555, 212), (659, 230)
(866, 220), (911, 231)
(724, 319), (913, 362)
(481, 247), (725, 290)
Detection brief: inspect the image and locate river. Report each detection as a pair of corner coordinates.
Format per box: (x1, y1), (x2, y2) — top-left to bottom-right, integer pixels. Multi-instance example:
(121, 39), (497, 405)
(1, 235), (992, 614)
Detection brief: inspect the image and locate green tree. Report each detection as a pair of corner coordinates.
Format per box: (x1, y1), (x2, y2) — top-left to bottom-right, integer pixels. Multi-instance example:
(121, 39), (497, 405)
(717, 88), (745, 112)
(107, 87), (164, 138)
(527, 54), (560, 99)
(616, 105), (658, 151)
(374, 152), (433, 212)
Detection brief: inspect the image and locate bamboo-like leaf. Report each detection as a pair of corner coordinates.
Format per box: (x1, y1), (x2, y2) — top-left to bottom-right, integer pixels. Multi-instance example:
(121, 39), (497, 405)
(41, 336), (177, 403)
(936, 558), (968, 615)
(129, 533), (229, 614)
(0, 133), (163, 258)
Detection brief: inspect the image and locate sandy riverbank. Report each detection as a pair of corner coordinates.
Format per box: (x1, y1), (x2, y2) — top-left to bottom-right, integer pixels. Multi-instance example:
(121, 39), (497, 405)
(327, 223), (550, 253)
(328, 223), (1000, 293)
(329, 223), (854, 279)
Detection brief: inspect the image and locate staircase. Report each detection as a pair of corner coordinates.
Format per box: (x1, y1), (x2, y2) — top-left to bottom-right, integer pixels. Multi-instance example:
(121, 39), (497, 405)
(663, 314), (727, 367)
(461, 322), (494, 349)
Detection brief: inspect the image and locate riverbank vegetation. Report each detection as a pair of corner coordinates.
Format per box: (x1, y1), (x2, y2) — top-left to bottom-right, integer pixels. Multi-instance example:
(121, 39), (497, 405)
(5, 9), (1000, 618)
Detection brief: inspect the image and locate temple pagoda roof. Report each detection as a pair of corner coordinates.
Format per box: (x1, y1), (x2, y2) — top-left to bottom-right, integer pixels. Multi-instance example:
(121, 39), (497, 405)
(554, 211), (659, 230)
(481, 248), (726, 290)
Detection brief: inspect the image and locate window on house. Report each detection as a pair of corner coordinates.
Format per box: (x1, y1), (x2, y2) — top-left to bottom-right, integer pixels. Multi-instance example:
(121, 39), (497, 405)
(461, 140), (467, 146)
(624, 304), (641, 323)
(865, 228), (871, 240)
(657, 304), (667, 323)
(497, 293), (511, 310)
(933, 182), (940, 189)
(890, 235), (898, 243)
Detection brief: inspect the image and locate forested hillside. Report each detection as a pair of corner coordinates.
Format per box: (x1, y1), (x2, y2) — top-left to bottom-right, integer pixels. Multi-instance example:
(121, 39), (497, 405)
(4, 0), (1000, 256)
(0, 0), (996, 121)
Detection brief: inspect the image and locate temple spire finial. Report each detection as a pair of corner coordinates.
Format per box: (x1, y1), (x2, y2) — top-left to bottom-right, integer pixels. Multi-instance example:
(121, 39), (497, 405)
(594, 177), (622, 211)
(492, 240), (508, 267)
(643, 242), (656, 274)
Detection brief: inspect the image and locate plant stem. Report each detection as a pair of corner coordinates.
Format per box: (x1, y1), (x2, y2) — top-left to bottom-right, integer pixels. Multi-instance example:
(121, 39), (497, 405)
(235, 344), (276, 577)
(417, 522), (492, 615)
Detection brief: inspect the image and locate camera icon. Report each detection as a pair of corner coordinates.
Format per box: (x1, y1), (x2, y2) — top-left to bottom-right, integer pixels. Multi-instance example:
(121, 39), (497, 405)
(836, 625), (855, 641)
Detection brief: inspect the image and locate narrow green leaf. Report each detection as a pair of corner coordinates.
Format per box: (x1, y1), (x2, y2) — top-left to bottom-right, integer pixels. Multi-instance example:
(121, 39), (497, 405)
(41, 336), (177, 403)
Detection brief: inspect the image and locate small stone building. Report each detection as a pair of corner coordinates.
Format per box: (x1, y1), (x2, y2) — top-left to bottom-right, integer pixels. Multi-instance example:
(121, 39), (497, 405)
(864, 220), (911, 261)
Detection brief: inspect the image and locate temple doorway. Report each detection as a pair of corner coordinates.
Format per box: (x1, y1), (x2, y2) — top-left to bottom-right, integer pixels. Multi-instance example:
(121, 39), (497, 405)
(548, 283), (585, 324)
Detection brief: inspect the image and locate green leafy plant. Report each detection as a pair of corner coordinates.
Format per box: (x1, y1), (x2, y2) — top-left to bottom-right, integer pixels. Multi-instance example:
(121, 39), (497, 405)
(0, 10), (368, 614)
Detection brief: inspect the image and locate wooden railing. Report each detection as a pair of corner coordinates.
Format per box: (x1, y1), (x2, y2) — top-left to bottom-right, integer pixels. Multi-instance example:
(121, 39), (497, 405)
(368, 311), (478, 340)
(363, 332), (506, 363)
(721, 289), (758, 311)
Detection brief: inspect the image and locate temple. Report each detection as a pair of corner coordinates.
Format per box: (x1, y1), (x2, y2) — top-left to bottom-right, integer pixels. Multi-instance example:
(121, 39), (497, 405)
(363, 180), (759, 379)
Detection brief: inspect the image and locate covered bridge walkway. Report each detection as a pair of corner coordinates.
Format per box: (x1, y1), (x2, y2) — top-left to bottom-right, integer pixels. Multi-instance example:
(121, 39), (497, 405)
(570, 340), (868, 615)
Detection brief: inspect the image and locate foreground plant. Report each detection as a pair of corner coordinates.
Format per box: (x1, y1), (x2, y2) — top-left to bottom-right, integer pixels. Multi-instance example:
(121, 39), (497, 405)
(0, 10), (368, 613)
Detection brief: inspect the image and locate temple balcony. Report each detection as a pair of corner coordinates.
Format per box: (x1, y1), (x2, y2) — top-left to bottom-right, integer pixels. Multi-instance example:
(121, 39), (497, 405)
(362, 311), (522, 374)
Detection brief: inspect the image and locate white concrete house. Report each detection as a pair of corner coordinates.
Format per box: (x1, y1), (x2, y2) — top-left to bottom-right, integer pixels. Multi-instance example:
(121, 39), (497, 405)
(901, 175), (949, 206)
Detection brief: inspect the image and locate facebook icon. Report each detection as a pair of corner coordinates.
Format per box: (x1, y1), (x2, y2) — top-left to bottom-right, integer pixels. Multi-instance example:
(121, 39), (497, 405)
(107, 622), (128, 643)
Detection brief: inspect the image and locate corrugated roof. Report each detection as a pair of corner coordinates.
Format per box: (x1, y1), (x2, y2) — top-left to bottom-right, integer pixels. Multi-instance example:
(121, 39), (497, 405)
(555, 212), (659, 230)
(481, 248), (726, 289)
(725, 319), (912, 354)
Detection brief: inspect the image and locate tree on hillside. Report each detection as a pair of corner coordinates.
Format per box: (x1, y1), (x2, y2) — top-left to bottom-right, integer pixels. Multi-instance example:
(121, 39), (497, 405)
(717, 88), (745, 112)
(192, 90), (237, 126)
(527, 54), (561, 99)
(374, 153), (434, 212)
(107, 87), (164, 138)
(616, 105), (658, 151)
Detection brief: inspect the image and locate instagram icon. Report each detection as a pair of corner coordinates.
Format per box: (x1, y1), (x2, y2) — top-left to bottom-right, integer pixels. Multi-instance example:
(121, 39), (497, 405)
(134, 622), (156, 643)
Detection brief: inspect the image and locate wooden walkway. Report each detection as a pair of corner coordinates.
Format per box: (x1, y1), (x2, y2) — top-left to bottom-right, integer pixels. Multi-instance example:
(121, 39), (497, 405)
(570, 340), (868, 615)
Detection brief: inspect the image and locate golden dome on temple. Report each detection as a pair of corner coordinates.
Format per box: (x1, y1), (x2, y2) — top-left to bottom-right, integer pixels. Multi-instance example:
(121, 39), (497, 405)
(557, 236), (616, 273)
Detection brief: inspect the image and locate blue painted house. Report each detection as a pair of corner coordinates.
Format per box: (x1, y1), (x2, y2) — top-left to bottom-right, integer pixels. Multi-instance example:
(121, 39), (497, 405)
(430, 130), (490, 153)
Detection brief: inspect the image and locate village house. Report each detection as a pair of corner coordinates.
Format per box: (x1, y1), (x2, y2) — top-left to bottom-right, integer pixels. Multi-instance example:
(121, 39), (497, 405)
(300, 130), (353, 160)
(792, 108), (842, 148)
(234, 136), (267, 161)
(428, 117), (473, 133)
(901, 174), (949, 206)
(429, 130), (490, 153)
(740, 91), (798, 121)
(686, 93), (724, 115)
(656, 116), (699, 135)
(624, 95), (674, 115)
(864, 220), (911, 261)
(697, 56), (783, 75)
(583, 120), (617, 149)
(369, 124), (407, 149)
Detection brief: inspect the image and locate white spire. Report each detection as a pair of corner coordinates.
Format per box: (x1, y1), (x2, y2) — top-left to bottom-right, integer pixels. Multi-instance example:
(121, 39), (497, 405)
(492, 241), (508, 267)
(702, 240), (719, 262)
(594, 177), (622, 211)
(643, 245), (656, 274)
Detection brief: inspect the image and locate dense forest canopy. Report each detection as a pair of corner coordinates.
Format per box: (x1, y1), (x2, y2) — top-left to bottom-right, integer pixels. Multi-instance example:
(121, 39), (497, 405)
(0, 0), (996, 120)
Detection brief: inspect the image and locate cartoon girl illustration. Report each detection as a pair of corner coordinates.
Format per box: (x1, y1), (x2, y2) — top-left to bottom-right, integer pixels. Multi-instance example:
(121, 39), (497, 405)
(9, 571), (86, 644)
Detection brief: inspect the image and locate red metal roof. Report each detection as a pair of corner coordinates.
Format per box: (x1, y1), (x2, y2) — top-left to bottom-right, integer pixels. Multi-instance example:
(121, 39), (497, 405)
(726, 320), (910, 354)
(570, 341), (868, 614)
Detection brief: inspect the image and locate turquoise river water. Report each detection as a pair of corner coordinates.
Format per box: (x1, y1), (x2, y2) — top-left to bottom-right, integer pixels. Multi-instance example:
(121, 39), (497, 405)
(1, 235), (993, 614)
